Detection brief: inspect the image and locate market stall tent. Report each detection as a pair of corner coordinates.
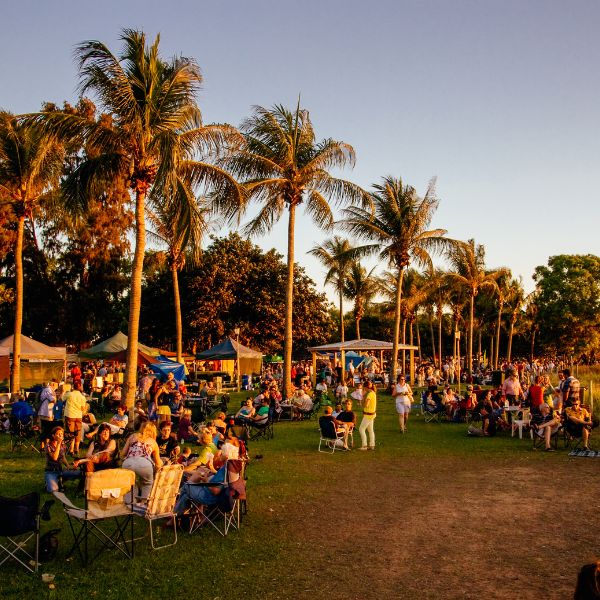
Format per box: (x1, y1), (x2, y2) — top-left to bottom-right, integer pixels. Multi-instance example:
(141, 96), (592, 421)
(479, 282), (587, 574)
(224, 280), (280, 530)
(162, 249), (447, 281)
(196, 337), (263, 382)
(79, 332), (159, 360)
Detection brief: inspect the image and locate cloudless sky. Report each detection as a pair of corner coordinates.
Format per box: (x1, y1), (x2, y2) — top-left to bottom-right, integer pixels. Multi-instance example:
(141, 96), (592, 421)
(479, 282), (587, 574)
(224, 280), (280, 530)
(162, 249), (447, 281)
(2, 0), (599, 302)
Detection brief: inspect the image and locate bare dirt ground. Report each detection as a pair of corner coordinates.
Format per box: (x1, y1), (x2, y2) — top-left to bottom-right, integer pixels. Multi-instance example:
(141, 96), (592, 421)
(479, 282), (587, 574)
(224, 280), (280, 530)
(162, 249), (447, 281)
(266, 455), (599, 599)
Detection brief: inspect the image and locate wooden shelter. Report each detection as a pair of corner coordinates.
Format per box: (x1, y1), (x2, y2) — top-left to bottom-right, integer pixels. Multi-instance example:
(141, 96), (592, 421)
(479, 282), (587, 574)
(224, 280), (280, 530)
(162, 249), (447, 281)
(307, 338), (419, 384)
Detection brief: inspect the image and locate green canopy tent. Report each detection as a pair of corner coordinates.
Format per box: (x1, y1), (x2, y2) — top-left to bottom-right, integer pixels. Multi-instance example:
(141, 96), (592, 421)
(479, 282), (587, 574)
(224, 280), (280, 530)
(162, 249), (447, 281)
(79, 331), (159, 360)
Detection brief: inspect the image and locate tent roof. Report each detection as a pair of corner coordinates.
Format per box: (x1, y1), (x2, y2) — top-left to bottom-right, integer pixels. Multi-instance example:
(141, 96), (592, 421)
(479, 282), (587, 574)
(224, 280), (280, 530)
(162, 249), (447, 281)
(0, 334), (66, 360)
(308, 338), (418, 352)
(79, 331), (159, 359)
(197, 337), (262, 360)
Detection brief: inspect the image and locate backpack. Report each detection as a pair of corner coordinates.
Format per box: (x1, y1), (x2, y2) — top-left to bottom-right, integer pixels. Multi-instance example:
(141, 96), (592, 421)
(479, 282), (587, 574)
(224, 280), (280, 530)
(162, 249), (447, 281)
(39, 529), (60, 563)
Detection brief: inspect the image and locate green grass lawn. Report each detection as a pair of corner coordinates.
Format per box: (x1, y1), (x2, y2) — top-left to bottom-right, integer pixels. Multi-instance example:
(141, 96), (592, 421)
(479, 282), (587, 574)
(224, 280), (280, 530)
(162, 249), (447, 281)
(0, 390), (587, 599)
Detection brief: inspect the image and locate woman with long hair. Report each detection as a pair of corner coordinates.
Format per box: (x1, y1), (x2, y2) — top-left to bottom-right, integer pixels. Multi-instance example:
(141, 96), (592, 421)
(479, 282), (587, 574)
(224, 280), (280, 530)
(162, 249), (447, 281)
(120, 421), (161, 499)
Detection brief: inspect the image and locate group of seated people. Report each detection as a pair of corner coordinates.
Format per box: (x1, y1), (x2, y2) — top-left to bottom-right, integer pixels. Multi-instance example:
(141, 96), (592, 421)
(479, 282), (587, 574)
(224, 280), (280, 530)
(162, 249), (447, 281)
(318, 399), (356, 450)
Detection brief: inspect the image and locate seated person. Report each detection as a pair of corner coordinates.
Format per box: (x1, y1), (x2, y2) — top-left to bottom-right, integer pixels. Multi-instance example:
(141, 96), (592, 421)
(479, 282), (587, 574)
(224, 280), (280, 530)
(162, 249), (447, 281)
(205, 381), (217, 401)
(423, 386), (444, 413)
(531, 403), (561, 451)
(334, 399), (356, 447)
(332, 403), (343, 418)
(213, 411), (227, 434)
(249, 398), (270, 426)
(314, 379), (328, 401)
(253, 389), (270, 408)
(442, 385), (458, 419)
(177, 409), (199, 444)
(479, 394), (498, 436)
(156, 421), (181, 462)
(156, 398), (172, 424)
(455, 385), (478, 421)
(169, 390), (184, 422)
(104, 404), (129, 436)
(44, 425), (82, 492)
(74, 423), (117, 472)
(10, 395), (35, 424)
(319, 406), (347, 449)
(335, 382), (348, 401)
(80, 403), (98, 442)
(183, 431), (218, 480)
(564, 398), (593, 451)
(235, 399), (255, 423)
(291, 389), (313, 420)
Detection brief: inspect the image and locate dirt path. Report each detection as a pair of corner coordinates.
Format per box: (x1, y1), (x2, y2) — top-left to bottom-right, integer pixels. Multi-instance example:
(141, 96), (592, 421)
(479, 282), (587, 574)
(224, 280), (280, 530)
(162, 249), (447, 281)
(268, 455), (599, 599)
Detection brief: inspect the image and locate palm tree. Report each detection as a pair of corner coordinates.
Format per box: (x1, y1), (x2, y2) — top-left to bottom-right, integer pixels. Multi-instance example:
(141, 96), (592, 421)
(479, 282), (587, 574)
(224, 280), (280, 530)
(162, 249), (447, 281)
(447, 240), (506, 374)
(147, 185), (211, 363)
(341, 176), (449, 381)
(493, 270), (512, 369)
(37, 30), (242, 408)
(343, 260), (380, 339)
(424, 266), (451, 370)
(505, 278), (525, 362)
(0, 113), (63, 392)
(226, 103), (368, 398)
(308, 236), (353, 342)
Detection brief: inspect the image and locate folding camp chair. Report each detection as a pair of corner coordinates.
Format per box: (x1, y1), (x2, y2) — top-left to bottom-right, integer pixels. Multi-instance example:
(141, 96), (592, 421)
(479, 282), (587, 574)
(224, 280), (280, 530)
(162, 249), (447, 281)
(318, 421), (347, 453)
(185, 460), (246, 536)
(248, 415), (274, 441)
(132, 464), (183, 550)
(9, 416), (40, 453)
(53, 468), (135, 565)
(0, 493), (53, 573)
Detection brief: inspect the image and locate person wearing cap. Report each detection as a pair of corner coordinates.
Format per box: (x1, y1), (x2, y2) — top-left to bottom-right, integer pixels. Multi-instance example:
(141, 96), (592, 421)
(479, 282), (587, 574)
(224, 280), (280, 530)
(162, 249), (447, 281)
(564, 397), (593, 451)
(501, 370), (523, 406)
(358, 380), (377, 450)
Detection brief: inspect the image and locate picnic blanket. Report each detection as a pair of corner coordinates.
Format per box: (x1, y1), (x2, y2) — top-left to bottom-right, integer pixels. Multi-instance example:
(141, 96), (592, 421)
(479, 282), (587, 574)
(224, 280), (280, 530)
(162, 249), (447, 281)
(569, 448), (600, 458)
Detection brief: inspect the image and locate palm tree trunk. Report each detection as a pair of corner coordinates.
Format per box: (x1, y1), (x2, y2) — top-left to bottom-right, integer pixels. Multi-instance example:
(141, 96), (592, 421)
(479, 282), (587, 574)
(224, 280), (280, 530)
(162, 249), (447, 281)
(530, 329), (536, 364)
(494, 300), (503, 369)
(10, 214), (25, 393)
(468, 292), (475, 375)
(437, 307), (443, 371)
(507, 316), (515, 363)
(283, 203), (296, 400)
(339, 290), (344, 343)
(355, 317), (361, 340)
(429, 312), (436, 366)
(390, 267), (404, 382)
(172, 263), (183, 363)
(416, 317), (422, 361)
(401, 318), (407, 375)
(124, 190), (146, 410)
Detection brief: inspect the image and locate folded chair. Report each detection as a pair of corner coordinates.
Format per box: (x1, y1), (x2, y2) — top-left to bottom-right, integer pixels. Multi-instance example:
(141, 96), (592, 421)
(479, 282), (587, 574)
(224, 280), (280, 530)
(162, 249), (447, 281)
(53, 468), (135, 565)
(186, 460), (246, 536)
(133, 464), (183, 550)
(9, 416), (40, 453)
(0, 493), (53, 573)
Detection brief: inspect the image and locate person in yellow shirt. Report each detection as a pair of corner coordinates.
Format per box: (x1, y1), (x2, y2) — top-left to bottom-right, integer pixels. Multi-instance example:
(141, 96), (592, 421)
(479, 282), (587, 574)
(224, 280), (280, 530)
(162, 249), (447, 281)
(62, 381), (88, 455)
(358, 380), (377, 450)
(564, 398), (592, 451)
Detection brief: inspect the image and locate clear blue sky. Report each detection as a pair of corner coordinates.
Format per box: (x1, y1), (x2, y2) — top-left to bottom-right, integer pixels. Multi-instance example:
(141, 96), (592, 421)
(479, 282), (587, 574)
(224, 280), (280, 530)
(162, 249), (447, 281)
(2, 0), (599, 301)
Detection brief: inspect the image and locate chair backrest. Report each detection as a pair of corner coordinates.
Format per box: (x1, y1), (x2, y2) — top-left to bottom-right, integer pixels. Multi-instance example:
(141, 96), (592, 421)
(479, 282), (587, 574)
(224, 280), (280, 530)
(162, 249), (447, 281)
(0, 492), (39, 536)
(144, 464), (184, 517)
(85, 468), (136, 518)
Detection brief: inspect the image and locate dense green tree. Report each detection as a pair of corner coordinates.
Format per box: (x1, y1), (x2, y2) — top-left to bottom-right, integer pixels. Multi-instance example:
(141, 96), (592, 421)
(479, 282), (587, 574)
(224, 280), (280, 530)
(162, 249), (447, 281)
(531, 255), (600, 355)
(140, 234), (335, 356)
(226, 103), (367, 397)
(0, 112), (64, 391)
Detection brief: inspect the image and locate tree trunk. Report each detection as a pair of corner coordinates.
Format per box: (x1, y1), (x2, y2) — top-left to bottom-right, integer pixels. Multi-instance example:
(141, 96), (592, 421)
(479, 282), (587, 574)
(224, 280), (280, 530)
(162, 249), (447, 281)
(283, 203), (296, 400)
(401, 318), (407, 375)
(390, 267), (404, 382)
(123, 189), (146, 410)
(468, 292), (475, 374)
(355, 317), (361, 340)
(429, 312), (436, 366)
(339, 289), (344, 343)
(530, 329), (536, 364)
(416, 317), (422, 361)
(11, 214), (25, 393)
(172, 263), (183, 363)
(494, 299), (503, 369)
(437, 306), (443, 371)
(507, 316), (515, 363)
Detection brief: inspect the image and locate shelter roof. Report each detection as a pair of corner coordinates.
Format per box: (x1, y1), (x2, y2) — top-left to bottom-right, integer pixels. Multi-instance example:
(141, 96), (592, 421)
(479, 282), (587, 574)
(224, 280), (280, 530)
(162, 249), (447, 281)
(308, 338), (418, 352)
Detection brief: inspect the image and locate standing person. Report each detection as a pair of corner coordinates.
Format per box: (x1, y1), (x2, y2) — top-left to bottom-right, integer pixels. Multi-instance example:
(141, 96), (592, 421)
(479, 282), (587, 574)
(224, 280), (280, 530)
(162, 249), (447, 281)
(120, 421), (161, 500)
(358, 380), (377, 451)
(393, 374), (413, 433)
(38, 380), (58, 448)
(62, 381), (88, 456)
(501, 370), (523, 406)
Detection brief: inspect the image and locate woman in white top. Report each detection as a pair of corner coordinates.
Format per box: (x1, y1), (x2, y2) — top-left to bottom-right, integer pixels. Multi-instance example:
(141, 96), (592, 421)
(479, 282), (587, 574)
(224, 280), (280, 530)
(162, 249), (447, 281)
(394, 374), (413, 433)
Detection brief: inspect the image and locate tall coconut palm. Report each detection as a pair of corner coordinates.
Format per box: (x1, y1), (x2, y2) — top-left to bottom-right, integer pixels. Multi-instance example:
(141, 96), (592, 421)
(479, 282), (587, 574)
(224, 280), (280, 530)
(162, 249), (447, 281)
(505, 277), (525, 362)
(0, 113), (63, 392)
(147, 183), (211, 363)
(423, 266), (452, 369)
(37, 30), (242, 408)
(493, 270), (512, 369)
(343, 260), (380, 339)
(308, 236), (353, 342)
(447, 239), (507, 374)
(341, 176), (449, 380)
(226, 103), (368, 398)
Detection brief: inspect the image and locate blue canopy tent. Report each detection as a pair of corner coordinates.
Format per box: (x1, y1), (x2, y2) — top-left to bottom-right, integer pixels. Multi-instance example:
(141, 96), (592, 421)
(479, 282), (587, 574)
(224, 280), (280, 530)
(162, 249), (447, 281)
(148, 355), (186, 382)
(344, 351), (366, 370)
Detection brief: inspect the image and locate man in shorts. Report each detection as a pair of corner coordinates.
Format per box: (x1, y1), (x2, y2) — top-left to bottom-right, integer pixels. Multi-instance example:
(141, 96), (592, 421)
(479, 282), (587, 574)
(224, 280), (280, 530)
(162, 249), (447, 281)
(62, 381), (88, 455)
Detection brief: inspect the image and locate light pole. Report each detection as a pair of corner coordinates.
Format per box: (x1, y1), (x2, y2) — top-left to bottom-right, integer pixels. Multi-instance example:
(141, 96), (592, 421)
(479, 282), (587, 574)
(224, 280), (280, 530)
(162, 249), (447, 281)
(234, 327), (240, 392)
